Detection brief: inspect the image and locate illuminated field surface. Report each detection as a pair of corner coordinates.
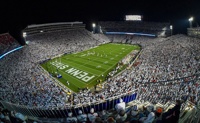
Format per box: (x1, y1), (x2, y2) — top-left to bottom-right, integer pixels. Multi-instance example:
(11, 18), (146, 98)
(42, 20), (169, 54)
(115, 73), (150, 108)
(41, 43), (140, 92)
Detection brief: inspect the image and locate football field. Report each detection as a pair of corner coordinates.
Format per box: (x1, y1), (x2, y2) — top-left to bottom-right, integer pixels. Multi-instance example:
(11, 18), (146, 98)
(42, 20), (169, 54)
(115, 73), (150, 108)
(41, 43), (140, 92)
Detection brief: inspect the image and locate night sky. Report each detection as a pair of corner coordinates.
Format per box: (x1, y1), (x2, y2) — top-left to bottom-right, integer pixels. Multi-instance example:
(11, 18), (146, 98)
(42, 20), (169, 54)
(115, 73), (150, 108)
(1, 0), (200, 34)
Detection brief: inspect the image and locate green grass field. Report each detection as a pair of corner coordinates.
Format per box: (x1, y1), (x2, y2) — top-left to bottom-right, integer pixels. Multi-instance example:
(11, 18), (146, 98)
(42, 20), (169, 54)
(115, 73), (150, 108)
(41, 43), (140, 92)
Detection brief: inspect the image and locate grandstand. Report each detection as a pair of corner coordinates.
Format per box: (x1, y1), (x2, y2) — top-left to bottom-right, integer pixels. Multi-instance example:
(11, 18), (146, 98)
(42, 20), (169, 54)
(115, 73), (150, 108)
(0, 33), (22, 59)
(98, 21), (171, 37)
(0, 21), (200, 123)
(23, 22), (85, 35)
(187, 27), (200, 38)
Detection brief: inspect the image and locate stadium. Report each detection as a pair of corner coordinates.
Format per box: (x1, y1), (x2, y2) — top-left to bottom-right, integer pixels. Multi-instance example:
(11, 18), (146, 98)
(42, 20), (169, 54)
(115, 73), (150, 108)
(0, 18), (200, 123)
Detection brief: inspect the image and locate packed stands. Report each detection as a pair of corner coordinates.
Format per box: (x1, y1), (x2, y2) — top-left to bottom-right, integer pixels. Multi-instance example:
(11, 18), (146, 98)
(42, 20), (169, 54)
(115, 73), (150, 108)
(99, 21), (171, 37)
(187, 27), (200, 38)
(0, 33), (21, 57)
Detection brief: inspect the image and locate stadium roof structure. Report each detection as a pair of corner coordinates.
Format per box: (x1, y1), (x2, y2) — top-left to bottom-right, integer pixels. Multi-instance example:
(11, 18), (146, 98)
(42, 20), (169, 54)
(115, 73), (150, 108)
(24, 22), (86, 35)
(27, 22), (83, 28)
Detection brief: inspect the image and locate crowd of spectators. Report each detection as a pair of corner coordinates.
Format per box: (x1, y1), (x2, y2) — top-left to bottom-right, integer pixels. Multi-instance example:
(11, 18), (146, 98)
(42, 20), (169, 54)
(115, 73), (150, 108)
(0, 29), (109, 109)
(63, 99), (183, 123)
(0, 33), (21, 56)
(0, 105), (38, 123)
(99, 21), (170, 36)
(0, 28), (200, 117)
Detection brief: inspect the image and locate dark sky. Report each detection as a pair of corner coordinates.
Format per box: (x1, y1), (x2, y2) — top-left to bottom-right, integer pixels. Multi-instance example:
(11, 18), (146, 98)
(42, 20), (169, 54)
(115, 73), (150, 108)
(1, 0), (200, 34)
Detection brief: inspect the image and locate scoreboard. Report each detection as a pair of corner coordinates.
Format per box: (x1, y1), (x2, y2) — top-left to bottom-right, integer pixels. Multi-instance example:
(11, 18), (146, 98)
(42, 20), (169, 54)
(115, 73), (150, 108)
(125, 15), (142, 21)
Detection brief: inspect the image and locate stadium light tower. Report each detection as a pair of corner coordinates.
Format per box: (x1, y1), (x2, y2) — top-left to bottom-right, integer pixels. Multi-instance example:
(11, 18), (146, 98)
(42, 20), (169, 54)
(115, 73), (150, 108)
(92, 23), (96, 34)
(23, 32), (27, 41)
(170, 25), (173, 36)
(189, 17), (193, 28)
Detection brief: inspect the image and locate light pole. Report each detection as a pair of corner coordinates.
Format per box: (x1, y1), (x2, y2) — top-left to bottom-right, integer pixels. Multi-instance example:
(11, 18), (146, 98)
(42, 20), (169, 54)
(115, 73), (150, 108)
(92, 23), (96, 34)
(170, 25), (173, 36)
(23, 32), (27, 42)
(189, 17), (193, 28)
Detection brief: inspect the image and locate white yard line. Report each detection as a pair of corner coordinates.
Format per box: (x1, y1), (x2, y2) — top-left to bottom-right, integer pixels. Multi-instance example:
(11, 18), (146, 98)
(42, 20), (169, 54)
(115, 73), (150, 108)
(54, 44), (134, 86)
(62, 47), (117, 74)
(61, 58), (100, 76)
(86, 47), (130, 85)
(57, 67), (90, 85)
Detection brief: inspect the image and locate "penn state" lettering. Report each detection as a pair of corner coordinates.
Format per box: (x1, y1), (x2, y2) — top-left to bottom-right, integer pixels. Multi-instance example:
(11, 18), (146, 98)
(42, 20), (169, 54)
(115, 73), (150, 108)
(50, 61), (95, 82)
